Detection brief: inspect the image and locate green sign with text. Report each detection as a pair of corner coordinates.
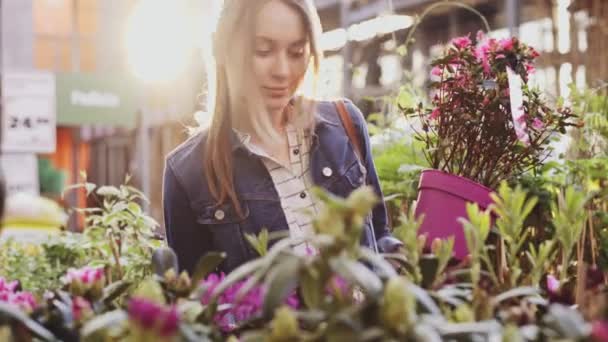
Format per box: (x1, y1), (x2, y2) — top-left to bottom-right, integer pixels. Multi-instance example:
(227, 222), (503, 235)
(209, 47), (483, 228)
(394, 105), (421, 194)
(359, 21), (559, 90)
(55, 73), (139, 127)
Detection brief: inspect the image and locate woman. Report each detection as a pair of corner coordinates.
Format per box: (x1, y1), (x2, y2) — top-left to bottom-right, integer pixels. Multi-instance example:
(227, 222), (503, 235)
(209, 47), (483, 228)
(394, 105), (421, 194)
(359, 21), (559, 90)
(163, 0), (402, 273)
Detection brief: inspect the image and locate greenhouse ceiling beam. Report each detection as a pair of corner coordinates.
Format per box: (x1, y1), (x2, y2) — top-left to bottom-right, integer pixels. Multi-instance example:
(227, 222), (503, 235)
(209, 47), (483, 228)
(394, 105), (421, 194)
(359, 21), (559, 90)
(346, 0), (434, 25)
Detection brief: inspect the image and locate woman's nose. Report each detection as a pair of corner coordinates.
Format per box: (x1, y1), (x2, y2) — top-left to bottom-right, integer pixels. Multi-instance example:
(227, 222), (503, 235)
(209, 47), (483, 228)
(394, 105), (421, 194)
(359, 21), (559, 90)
(272, 53), (290, 79)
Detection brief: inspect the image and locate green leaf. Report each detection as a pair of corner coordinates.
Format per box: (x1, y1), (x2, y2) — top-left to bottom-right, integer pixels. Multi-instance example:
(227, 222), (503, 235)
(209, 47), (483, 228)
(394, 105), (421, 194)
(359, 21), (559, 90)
(359, 248), (397, 279)
(178, 300), (205, 323)
(0, 302), (58, 341)
(102, 280), (132, 305)
(543, 304), (591, 339)
(190, 252), (227, 287)
(80, 310), (127, 338)
(210, 258), (266, 302)
(407, 282), (441, 315)
(244, 229), (269, 257)
(127, 202), (142, 216)
(96, 186), (122, 198)
(300, 267), (323, 309)
(262, 255), (302, 318)
(437, 320), (502, 337)
(491, 286), (539, 305)
(329, 257), (382, 298)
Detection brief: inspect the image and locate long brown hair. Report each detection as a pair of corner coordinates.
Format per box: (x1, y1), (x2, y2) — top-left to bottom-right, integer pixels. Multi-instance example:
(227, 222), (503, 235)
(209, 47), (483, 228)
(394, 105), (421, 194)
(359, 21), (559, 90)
(203, 0), (323, 216)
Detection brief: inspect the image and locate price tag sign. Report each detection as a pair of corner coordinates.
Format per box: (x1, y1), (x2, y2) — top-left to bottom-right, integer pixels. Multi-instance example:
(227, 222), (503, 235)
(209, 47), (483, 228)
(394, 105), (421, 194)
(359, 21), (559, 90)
(1, 72), (56, 153)
(0, 153), (39, 196)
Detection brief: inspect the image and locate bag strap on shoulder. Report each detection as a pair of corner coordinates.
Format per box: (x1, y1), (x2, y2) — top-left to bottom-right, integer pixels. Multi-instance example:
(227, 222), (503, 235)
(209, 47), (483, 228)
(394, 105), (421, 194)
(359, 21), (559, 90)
(334, 100), (364, 162)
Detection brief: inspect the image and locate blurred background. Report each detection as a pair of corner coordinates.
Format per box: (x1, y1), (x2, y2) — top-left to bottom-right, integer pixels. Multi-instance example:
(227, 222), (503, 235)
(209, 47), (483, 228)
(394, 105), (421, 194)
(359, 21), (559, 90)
(0, 0), (606, 234)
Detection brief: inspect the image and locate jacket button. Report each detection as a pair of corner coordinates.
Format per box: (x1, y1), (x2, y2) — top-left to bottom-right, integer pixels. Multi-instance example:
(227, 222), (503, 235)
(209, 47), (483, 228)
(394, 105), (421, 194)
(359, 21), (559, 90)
(214, 209), (225, 220)
(322, 167), (333, 177)
(299, 192), (307, 199)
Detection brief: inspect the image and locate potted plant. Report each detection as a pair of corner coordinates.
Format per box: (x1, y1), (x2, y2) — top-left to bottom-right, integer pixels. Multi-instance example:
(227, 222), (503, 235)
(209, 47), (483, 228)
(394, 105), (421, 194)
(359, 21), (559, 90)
(400, 32), (577, 258)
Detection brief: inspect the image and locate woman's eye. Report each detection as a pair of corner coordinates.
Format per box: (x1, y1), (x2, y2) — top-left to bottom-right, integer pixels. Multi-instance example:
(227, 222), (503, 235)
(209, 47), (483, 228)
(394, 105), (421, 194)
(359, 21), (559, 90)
(289, 50), (305, 58)
(255, 49), (271, 57)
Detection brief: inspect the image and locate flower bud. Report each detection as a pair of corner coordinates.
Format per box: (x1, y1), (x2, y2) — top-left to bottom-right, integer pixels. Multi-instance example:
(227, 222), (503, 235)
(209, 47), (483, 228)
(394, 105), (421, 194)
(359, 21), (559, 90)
(269, 306), (299, 341)
(381, 277), (415, 334)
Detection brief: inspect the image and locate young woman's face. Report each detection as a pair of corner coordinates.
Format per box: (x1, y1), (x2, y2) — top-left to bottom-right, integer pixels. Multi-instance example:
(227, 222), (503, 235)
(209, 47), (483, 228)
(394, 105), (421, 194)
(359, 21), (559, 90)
(253, 0), (310, 116)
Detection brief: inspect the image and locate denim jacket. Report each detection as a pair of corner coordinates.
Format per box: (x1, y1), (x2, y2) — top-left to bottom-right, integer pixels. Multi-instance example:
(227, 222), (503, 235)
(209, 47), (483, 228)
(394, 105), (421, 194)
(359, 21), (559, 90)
(163, 99), (402, 273)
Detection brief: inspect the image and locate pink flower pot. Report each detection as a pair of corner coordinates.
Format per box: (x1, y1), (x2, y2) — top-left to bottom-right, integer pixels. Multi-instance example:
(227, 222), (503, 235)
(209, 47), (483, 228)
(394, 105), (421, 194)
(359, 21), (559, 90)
(414, 169), (494, 259)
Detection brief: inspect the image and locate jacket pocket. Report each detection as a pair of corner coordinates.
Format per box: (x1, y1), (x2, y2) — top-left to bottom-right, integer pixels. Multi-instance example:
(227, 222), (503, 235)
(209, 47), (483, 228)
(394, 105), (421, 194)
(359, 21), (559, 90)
(326, 160), (367, 197)
(194, 201), (250, 272)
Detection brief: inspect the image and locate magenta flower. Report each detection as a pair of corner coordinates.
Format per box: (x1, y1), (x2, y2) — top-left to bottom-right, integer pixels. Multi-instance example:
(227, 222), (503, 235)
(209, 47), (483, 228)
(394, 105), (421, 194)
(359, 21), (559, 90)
(529, 47), (540, 58)
(451, 35), (472, 49)
(591, 321), (608, 342)
(546, 274), (560, 293)
(430, 108), (441, 120)
(526, 63), (536, 75)
(476, 30), (485, 42)
(532, 118), (544, 129)
(64, 266), (105, 284)
(0, 277), (37, 313)
(128, 297), (180, 337)
(200, 272), (225, 305)
(63, 266), (106, 299)
(199, 273), (299, 332)
(431, 66), (443, 77)
(72, 296), (92, 322)
(499, 37), (515, 51)
(474, 44), (491, 74)
(326, 276), (350, 298)
(0, 277), (18, 293)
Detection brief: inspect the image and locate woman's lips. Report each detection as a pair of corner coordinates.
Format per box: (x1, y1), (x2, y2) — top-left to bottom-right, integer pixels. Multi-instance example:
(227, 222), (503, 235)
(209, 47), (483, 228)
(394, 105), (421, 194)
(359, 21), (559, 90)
(263, 87), (288, 97)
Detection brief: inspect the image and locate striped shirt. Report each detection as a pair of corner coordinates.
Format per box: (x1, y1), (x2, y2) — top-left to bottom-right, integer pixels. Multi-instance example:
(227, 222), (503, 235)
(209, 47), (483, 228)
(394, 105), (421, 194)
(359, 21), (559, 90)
(235, 125), (318, 255)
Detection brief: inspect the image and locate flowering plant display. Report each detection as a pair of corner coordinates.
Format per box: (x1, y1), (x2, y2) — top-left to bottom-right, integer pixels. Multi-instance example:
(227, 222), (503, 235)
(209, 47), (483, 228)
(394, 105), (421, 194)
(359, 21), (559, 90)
(403, 31), (578, 188)
(0, 277), (37, 313)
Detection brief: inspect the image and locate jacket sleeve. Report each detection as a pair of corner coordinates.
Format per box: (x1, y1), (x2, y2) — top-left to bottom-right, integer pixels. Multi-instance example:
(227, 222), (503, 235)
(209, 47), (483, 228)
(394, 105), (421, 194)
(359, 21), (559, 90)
(163, 160), (213, 273)
(344, 99), (404, 253)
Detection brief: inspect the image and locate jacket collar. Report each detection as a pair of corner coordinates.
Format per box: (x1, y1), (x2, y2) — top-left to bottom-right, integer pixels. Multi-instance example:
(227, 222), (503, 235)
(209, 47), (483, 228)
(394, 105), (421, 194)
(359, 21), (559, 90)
(230, 101), (339, 153)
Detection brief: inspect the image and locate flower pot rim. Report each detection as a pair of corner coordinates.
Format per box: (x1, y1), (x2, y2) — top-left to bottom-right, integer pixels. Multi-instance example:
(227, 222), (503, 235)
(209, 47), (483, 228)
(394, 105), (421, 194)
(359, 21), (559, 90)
(418, 169), (494, 209)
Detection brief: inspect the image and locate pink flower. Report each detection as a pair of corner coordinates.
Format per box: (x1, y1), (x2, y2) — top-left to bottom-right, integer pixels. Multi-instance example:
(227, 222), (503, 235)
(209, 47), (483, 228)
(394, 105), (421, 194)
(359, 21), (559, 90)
(526, 63), (536, 74)
(72, 296), (92, 322)
(532, 118), (544, 129)
(474, 44), (491, 74)
(200, 273), (299, 332)
(0, 277), (19, 293)
(0, 278), (37, 313)
(64, 266), (105, 285)
(200, 272), (225, 305)
(451, 35), (472, 49)
(326, 276), (350, 298)
(430, 108), (441, 120)
(482, 97), (490, 106)
(431, 66), (443, 77)
(591, 321), (608, 342)
(476, 30), (486, 42)
(529, 47), (540, 58)
(128, 297), (180, 337)
(495, 54), (506, 59)
(63, 266), (106, 299)
(499, 37), (515, 51)
(546, 274), (560, 293)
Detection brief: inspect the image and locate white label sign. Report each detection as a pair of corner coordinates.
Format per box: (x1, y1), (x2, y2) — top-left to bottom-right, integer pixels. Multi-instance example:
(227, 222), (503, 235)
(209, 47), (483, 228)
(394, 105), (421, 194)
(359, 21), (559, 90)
(506, 66), (529, 146)
(0, 153), (39, 196)
(1, 71), (56, 153)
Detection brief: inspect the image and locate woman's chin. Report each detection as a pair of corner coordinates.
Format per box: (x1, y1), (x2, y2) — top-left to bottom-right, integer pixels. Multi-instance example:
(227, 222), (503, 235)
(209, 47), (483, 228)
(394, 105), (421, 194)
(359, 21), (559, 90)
(264, 97), (291, 113)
